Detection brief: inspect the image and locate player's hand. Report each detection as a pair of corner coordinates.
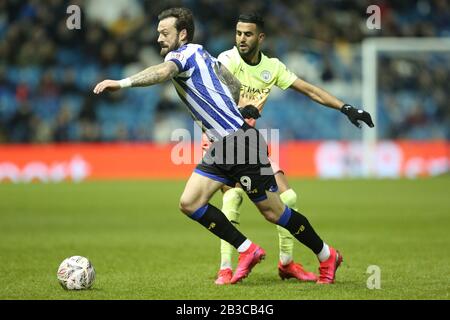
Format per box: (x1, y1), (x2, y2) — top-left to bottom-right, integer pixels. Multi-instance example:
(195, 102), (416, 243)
(341, 104), (374, 128)
(93, 80), (121, 94)
(239, 105), (261, 120)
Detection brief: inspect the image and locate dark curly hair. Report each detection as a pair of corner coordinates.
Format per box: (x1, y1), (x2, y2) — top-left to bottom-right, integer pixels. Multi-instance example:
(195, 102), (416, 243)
(158, 8), (195, 42)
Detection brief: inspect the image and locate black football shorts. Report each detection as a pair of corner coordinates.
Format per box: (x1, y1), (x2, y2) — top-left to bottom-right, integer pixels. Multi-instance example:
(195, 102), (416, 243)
(195, 123), (278, 202)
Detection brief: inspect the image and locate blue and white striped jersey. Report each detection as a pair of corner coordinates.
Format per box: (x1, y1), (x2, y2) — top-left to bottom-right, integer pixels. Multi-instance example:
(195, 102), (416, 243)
(164, 43), (244, 141)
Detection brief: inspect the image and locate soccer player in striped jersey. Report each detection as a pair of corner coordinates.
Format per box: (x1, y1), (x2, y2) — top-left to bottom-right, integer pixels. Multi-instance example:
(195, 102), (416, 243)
(211, 13), (374, 285)
(94, 7), (352, 285)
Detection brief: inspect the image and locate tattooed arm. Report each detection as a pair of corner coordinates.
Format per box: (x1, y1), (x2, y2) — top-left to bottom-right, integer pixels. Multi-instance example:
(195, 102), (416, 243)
(129, 61), (179, 87)
(93, 61), (179, 94)
(216, 63), (241, 105)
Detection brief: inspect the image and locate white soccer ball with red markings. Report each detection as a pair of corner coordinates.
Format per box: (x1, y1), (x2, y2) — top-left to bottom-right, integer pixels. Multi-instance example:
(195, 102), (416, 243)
(57, 256), (96, 290)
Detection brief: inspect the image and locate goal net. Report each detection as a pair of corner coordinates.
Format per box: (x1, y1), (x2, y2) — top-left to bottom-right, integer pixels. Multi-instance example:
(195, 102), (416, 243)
(361, 37), (450, 177)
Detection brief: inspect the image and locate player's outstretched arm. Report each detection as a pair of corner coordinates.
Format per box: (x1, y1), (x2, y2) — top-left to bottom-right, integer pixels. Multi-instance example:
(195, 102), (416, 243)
(93, 61), (179, 94)
(289, 78), (374, 128)
(290, 78), (344, 110)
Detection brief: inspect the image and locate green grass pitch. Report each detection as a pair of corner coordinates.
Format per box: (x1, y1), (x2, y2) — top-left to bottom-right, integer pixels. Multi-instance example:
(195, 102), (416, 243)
(1, 177), (449, 300)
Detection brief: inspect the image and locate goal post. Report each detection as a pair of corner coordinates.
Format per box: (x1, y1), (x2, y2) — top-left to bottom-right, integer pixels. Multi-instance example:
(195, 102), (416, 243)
(361, 37), (450, 177)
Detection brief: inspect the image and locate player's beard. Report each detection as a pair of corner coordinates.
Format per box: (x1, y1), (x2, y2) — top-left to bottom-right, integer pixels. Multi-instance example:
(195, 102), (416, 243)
(238, 43), (258, 62)
(160, 34), (180, 57)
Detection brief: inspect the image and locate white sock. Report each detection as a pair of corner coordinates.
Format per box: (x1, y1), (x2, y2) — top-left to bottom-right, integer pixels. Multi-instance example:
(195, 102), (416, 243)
(317, 243), (331, 262)
(279, 253), (293, 266)
(237, 239), (252, 253)
(220, 262), (232, 270)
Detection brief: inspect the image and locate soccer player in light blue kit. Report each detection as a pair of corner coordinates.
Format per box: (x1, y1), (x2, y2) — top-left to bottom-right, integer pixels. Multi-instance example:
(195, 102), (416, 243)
(94, 7), (354, 284)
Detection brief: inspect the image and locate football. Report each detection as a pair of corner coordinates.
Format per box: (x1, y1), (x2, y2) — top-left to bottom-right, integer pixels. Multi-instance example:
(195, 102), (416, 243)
(57, 256), (96, 290)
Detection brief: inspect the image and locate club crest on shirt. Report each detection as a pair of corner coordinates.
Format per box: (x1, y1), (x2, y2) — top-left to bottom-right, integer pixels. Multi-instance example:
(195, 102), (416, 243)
(171, 52), (185, 61)
(261, 70), (271, 83)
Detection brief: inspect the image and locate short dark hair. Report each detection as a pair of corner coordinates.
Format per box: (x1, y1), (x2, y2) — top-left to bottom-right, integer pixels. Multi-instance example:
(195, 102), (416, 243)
(238, 13), (265, 32)
(158, 7), (195, 42)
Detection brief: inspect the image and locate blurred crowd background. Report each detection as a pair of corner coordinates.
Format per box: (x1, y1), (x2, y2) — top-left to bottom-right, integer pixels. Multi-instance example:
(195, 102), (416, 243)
(0, 0), (449, 143)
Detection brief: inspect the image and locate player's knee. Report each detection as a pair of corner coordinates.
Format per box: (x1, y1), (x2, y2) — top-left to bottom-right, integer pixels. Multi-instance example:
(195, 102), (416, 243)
(178, 199), (190, 215)
(280, 189), (297, 208)
(257, 207), (279, 223)
(179, 197), (198, 215)
(263, 210), (279, 224)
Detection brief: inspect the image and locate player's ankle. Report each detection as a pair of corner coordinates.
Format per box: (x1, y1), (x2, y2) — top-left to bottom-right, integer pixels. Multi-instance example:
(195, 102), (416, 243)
(279, 254), (293, 266)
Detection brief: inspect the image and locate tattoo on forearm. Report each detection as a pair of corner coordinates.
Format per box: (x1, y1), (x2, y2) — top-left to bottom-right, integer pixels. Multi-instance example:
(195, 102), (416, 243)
(217, 64), (241, 104)
(226, 77), (241, 105)
(130, 62), (178, 87)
